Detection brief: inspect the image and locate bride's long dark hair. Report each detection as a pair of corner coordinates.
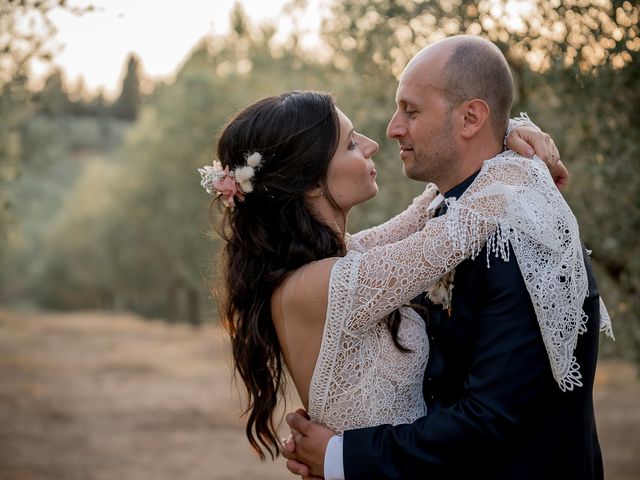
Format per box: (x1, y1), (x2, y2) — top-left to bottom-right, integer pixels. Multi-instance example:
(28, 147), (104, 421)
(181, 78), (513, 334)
(212, 91), (405, 459)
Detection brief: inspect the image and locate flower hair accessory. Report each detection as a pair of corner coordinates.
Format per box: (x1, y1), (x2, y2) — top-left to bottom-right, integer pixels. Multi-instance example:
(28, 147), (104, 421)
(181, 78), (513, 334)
(198, 152), (263, 208)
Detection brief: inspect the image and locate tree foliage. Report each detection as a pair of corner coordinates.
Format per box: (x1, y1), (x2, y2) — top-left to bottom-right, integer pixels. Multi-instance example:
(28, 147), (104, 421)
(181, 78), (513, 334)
(111, 54), (142, 120)
(0, 0), (93, 253)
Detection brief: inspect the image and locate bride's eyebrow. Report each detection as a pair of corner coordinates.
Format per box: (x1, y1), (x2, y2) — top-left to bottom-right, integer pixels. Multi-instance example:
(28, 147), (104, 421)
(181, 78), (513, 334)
(343, 128), (355, 146)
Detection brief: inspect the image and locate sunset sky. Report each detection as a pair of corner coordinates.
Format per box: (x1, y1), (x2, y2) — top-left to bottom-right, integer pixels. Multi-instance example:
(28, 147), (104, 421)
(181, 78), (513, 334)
(38, 0), (327, 96)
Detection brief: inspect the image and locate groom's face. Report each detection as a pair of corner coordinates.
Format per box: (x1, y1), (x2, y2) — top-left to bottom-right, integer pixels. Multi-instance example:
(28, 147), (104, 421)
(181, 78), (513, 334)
(387, 53), (461, 187)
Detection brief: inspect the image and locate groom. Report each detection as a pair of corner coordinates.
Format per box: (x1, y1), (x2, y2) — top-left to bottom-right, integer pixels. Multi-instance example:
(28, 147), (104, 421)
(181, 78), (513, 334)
(283, 36), (604, 479)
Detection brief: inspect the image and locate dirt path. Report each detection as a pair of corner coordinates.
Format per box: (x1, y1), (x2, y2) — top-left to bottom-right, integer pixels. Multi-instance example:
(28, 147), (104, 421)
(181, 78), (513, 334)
(0, 309), (638, 480)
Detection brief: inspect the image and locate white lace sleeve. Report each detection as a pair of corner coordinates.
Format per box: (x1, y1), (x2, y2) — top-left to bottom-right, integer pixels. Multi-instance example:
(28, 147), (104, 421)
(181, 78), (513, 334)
(339, 162), (527, 335)
(504, 112), (542, 148)
(346, 183), (439, 252)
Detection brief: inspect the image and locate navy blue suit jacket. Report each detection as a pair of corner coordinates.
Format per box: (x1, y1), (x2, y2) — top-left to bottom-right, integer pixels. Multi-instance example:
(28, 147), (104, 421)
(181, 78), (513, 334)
(343, 174), (603, 479)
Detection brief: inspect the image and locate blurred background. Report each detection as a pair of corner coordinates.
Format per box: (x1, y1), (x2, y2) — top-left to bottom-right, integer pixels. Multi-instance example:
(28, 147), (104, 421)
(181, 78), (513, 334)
(0, 0), (638, 479)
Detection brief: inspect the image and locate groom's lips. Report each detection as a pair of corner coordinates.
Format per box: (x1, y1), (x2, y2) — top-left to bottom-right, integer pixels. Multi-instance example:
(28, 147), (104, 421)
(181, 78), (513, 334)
(399, 145), (414, 160)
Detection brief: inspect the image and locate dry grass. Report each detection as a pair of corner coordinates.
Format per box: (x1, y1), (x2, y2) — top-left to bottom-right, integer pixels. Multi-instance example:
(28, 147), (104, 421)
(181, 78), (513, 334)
(0, 309), (637, 480)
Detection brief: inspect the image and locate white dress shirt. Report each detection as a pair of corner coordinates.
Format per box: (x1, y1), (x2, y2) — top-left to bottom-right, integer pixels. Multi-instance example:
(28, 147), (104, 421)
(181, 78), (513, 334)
(324, 435), (345, 480)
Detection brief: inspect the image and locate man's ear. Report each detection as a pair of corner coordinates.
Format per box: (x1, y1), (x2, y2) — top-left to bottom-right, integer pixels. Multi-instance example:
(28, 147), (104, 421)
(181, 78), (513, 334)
(460, 99), (490, 139)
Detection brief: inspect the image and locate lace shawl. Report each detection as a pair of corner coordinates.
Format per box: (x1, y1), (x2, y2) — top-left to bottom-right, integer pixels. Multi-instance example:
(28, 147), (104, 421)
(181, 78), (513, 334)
(443, 151), (613, 391)
(504, 112), (541, 146)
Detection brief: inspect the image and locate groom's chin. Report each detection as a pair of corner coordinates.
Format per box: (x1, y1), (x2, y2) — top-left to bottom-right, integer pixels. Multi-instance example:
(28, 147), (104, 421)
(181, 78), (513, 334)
(402, 164), (422, 182)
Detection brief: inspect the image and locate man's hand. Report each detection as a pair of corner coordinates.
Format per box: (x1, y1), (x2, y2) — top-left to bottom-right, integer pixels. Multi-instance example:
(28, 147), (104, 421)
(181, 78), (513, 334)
(281, 408), (335, 479)
(507, 126), (569, 190)
(548, 159), (569, 190)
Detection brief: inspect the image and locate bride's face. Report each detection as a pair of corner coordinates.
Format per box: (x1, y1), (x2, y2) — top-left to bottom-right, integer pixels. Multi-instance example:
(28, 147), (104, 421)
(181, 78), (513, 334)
(325, 109), (380, 212)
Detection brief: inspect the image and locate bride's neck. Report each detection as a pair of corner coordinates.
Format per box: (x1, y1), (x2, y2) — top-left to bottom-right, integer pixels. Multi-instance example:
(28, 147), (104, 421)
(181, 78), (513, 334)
(311, 201), (349, 239)
(325, 212), (349, 239)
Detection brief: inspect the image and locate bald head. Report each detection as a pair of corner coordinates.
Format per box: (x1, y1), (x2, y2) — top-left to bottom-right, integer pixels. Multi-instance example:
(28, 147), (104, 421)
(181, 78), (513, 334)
(404, 35), (514, 141)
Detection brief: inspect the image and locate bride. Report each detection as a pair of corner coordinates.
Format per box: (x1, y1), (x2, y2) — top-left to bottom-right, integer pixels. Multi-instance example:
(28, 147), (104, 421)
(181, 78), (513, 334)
(199, 90), (562, 459)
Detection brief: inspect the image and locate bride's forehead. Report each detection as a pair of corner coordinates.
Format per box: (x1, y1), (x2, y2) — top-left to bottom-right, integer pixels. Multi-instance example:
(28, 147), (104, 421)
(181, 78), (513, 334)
(335, 108), (354, 132)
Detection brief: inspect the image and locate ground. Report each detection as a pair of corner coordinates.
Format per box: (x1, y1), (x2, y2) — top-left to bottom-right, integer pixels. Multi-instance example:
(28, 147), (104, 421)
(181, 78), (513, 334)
(0, 309), (638, 480)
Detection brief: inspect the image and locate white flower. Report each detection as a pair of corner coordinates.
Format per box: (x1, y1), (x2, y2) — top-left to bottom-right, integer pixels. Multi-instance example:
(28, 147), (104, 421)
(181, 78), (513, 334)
(198, 165), (219, 195)
(245, 152), (263, 168)
(234, 165), (258, 194)
(235, 165), (255, 184)
(211, 159), (224, 171)
(239, 180), (253, 193)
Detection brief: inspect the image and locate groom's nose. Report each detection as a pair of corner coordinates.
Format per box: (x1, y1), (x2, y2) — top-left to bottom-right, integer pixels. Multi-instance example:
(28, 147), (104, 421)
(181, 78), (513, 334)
(387, 111), (407, 139)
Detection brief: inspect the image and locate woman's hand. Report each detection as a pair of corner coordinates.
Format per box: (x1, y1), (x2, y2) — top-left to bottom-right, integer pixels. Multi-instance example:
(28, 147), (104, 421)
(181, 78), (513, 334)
(507, 126), (568, 190)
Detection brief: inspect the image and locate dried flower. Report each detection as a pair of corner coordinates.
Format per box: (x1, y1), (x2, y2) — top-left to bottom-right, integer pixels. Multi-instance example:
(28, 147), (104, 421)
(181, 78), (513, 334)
(198, 152), (263, 208)
(425, 269), (455, 315)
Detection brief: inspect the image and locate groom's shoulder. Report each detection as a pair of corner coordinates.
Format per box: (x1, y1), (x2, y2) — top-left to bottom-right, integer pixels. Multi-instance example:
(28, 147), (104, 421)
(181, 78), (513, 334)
(455, 244), (536, 322)
(484, 150), (544, 174)
(464, 242), (527, 290)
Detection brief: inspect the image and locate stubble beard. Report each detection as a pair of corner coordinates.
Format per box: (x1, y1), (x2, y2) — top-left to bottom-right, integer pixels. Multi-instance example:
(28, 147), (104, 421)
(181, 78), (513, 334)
(403, 106), (460, 186)
(409, 133), (460, 188)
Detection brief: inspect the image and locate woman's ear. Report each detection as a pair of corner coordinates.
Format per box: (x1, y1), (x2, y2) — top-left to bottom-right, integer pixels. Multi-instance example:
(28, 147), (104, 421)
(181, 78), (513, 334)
(305, 183), (324, 199)
(460, 99), (490, 139)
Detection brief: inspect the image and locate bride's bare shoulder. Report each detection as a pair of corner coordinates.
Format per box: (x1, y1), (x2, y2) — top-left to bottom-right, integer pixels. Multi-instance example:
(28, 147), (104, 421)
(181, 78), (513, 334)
(271, 257), (339, 323)
(282, 258), (338, 305)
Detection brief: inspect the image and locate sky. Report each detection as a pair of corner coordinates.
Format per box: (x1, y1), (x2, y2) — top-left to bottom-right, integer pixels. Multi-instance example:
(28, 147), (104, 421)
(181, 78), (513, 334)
(37, 0), (327, 97)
